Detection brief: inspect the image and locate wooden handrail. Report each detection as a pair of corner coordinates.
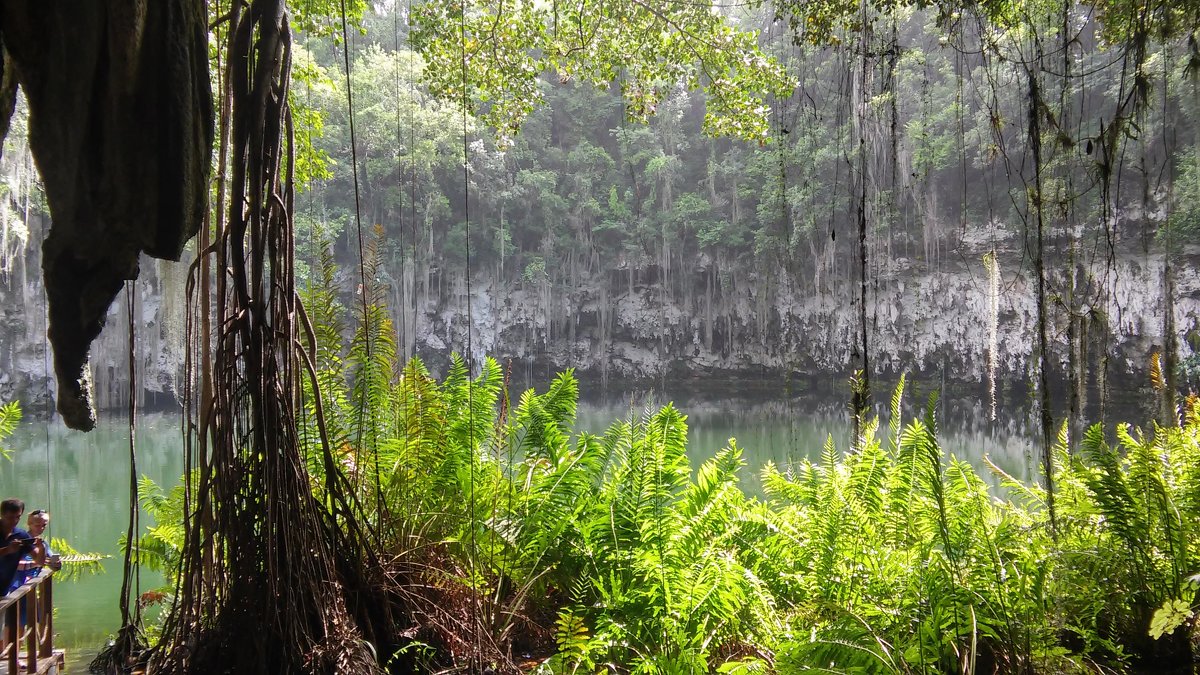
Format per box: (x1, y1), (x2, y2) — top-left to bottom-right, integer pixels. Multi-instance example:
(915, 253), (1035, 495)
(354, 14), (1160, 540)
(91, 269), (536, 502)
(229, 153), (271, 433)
(0, 577), (35, 614)
(0, 571), (55, 674)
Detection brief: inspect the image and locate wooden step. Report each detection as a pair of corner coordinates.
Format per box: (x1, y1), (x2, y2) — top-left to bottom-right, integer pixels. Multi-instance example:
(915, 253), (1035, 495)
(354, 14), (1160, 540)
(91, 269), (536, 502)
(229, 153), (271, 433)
(0, 649), (65, 675)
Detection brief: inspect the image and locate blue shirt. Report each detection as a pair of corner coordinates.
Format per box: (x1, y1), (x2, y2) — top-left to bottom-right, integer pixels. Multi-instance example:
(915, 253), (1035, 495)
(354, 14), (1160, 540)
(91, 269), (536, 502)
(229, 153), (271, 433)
(9, 540), (51, 592)
(0, 528), (34, 594)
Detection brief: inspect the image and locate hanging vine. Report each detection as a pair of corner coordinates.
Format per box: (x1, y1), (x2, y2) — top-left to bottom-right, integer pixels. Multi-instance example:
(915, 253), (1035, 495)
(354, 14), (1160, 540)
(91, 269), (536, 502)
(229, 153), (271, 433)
(154, 0), (379, 672)
(984, 250), (1000, 422)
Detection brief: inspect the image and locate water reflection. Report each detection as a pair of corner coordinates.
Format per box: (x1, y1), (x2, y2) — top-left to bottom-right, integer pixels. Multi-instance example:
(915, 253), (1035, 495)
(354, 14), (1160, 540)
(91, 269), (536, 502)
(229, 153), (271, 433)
(574, 390), (1038, 495)
(0, 414), (184, 672)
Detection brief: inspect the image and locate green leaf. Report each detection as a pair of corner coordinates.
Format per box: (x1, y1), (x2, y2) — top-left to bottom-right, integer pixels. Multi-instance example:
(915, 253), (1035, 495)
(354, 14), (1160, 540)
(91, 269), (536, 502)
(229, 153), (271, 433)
(1150, 598), (1194, 640)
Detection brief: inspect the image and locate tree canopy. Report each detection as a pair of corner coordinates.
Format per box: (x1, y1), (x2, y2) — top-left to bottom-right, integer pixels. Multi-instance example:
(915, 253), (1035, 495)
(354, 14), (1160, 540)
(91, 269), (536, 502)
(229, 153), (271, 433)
(410, 0), (793, 142)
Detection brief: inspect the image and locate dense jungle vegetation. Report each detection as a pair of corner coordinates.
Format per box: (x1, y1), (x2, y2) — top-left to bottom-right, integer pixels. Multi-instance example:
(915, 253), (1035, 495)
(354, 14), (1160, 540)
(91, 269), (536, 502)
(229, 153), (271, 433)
(14, 0), (1196, 672)
(297, 1), (1199, 283)
(133, 274), (1200, 672)
(283, 0), (1200, 401)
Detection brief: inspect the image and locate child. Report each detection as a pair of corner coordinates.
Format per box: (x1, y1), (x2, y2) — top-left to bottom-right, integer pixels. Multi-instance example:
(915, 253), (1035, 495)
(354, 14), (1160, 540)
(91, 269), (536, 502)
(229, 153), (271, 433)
(12, 510), (58, 590)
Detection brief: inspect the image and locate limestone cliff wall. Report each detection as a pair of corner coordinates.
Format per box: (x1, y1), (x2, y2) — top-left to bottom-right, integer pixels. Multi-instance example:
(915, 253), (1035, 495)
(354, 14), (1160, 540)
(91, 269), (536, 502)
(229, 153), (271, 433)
(408, 249), (1198, 385)
(1, 213), (1195, 413)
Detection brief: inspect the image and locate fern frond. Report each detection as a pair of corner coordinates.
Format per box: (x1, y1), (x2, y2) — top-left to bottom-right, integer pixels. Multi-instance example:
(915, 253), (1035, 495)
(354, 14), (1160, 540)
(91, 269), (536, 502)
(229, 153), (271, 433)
(820, 434), (839, 475)
(1151, 350), (1165, 391)
(47, 537), (108, 582)
(0, 401), (20, 459)
(1081, 423), (1142, 552)
(849, 435), (886, 516)
(888, 375), (906, 456)
(762, 461), (817, 506)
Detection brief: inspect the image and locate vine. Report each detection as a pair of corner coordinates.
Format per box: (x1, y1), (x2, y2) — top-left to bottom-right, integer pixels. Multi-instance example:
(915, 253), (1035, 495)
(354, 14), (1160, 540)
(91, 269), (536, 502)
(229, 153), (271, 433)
(984, 250), (1000, 423)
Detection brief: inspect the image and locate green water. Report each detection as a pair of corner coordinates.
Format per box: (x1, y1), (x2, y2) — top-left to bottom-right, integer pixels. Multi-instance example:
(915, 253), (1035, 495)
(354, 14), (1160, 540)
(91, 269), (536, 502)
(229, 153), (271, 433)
(0, 394), (1036, 673)
(0, 413), (185, 672)
(574, 392), (1038, 495)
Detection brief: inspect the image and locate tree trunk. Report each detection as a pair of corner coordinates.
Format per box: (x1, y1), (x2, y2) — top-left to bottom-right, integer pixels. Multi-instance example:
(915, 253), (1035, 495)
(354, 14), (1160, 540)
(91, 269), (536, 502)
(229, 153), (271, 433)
(155, 2), (380, 672)
(1028, 62), (1057, 534)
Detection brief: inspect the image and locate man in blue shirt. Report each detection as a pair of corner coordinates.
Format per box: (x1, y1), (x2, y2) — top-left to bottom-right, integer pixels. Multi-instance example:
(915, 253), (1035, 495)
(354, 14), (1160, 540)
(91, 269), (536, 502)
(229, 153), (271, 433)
(0, 499), (39, 594)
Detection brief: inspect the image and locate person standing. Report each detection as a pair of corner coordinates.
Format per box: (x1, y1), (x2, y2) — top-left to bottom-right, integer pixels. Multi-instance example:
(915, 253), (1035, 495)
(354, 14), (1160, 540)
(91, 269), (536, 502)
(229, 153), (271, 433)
(0, 499), (39, 594)
(13, 510), (58, 590)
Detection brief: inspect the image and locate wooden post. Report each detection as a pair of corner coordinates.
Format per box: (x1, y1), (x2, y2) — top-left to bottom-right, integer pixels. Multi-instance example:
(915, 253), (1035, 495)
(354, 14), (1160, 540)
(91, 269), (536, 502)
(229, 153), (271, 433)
(5, 593), (17, 673)
(25, 583), (37, 673)
(39, 575), (52, 658)
(0, 574), (59, 673)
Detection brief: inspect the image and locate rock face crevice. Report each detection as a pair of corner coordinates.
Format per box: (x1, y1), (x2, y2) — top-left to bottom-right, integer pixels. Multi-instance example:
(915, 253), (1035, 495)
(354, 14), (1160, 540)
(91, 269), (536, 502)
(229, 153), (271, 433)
(0, 0), (212, 430)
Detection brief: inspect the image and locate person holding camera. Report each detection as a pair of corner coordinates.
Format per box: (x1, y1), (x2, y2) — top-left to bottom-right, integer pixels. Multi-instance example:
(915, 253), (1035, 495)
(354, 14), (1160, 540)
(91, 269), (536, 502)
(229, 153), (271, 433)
(13, 510), (59, 590)
(0, 498), (43, 595)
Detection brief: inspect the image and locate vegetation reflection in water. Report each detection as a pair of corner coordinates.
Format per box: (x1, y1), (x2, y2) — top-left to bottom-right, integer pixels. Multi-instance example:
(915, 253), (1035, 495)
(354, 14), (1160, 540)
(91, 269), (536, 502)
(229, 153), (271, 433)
(0, 379), (1036, 673)
(573, 391), (1039, 497)
(0, 414), (184, 671)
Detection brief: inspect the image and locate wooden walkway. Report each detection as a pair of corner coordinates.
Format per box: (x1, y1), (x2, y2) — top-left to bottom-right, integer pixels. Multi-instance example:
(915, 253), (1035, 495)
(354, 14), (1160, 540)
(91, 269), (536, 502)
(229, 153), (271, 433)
(0, 650), (64, 675)
(0, 574), (65, 675)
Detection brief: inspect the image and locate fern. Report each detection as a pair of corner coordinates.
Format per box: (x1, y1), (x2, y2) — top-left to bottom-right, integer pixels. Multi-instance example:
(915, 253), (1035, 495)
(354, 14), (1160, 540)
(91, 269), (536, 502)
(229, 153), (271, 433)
(554, 609), (593, 672)
(47, 537), (108, 582)
(0, 401), (20, 459)
(515, 370), (579, 458)
(848, 426), (887, 516)
(177, 287), (1200, 675)
(1080, 424), (1147, 575)
(888, 374), (906, 456)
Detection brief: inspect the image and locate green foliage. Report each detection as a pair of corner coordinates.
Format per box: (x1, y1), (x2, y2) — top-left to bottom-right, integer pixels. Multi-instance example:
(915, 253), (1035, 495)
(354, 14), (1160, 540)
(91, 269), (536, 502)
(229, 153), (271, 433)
(289, 3), (1200, 316)
(123, 474), (192, 581)
(144, 273), (1200, 671)
(539, 415), (777, 670)
(290, 0), (367, 40)
(552, 610), (593, 673)
(1047, 409), (1200, 660)
(1150, 595), (1195, 640)
(291, 279), (783, 668)
(1169, 151), (1200, 238)
(289, 287), (1200, 672)
(410, 0), (791, 142)
(759, 379), (1060, 673)
(47, 537), (108, 583)
(0, 401), (20, 460)
(291, 44), (337, 186)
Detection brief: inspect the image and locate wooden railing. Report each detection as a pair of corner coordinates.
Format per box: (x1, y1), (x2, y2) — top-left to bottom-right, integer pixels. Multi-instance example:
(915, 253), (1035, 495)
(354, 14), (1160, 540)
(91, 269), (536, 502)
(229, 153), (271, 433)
(0, 572), (62, 674)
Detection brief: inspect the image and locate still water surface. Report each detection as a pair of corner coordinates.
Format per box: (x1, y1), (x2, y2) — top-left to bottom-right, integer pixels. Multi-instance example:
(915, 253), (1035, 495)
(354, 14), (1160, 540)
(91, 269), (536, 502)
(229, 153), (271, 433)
(0, 414), (184, 672)
(0, 386), (1042, 672)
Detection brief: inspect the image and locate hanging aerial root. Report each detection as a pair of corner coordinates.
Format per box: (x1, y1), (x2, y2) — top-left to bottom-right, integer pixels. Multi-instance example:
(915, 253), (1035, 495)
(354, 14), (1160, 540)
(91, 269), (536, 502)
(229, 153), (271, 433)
(147, 0), (379, 672)
(89, 623), (149, 675)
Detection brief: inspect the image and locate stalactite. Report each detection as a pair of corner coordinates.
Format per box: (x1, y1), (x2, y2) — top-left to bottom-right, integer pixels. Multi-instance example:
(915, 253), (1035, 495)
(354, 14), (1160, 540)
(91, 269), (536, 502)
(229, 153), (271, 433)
(887, 17), (899, 277)
(0, 109), (32, 284)
(403, 255), (416, 360)
(704, 267), (713, 351)
(158, 257), (189, 401)
(1079, 310), (1089, 419)
(1058, 0), (1085, 447)
(598, 283), (610, 388)
(1067, 254), (1082, 441)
